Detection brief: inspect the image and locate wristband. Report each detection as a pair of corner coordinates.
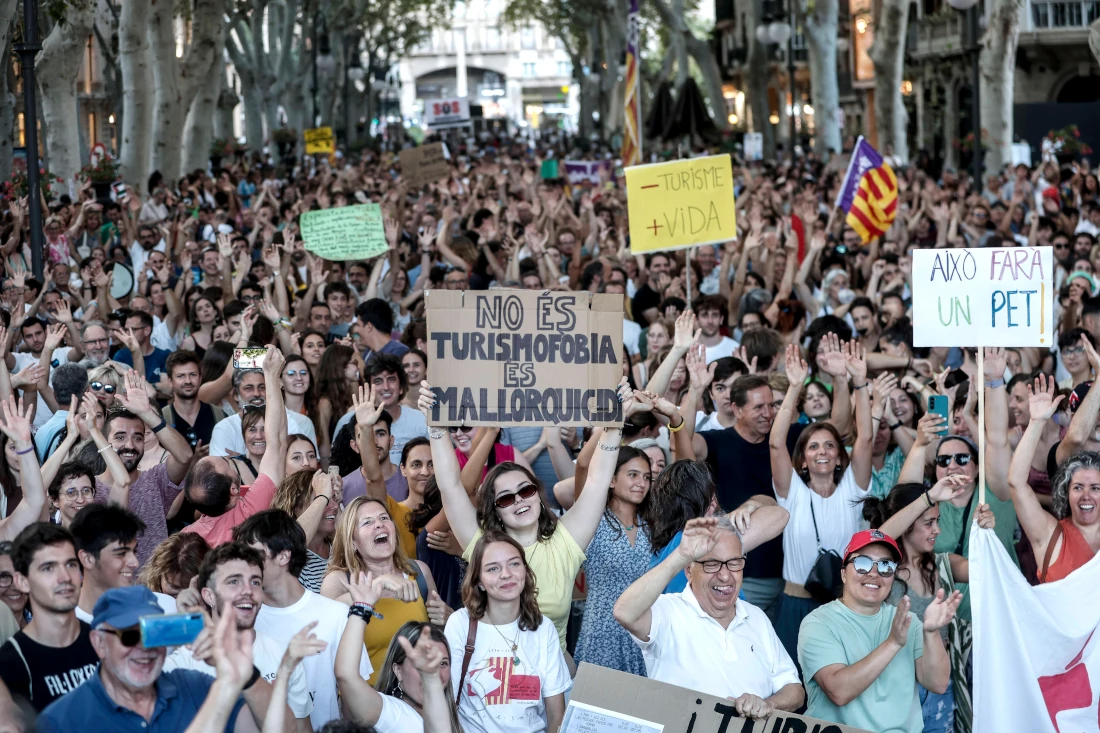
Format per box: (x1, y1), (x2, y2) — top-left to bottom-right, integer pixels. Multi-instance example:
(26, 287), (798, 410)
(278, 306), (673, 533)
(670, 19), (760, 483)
(923, 491), (934, 508)
(242, 664), (262, 690)
(987, 378), (1005, 388)
(888, 421), (902, 430)
(852, 382), (869, 390)
(347, 605), (374, 624)
(428, 427), (445, 440)
(15, 446), (34, 455)
(98, 444), (115, 454)
(667, 417), (685, 433)
(150, 418), (167, 433)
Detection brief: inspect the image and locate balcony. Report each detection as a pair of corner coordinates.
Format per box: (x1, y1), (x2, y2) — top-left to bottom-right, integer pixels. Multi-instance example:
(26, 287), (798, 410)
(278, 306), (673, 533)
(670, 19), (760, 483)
(1020, 0), (1097, 44)
(909, 11), (966, 59)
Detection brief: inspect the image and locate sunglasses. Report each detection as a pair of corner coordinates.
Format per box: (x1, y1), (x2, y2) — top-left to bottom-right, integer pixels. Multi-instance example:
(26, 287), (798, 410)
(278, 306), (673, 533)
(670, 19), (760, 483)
(101, 626), (143, 647)
(846, 555), (898, 577)
(934, 453), (972, 468)
(90, 382), (116, 394)
(284, 369), (309, 377)
(448, 425), (474, 434)
(494, 484), (539, 509)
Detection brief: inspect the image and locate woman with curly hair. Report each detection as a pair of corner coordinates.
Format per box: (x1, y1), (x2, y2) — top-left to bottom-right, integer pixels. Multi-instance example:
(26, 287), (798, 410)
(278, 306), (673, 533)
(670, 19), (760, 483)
(444, 531), (571, 733)
(139, 532), (211, 597)
(272, 468), (340, 592)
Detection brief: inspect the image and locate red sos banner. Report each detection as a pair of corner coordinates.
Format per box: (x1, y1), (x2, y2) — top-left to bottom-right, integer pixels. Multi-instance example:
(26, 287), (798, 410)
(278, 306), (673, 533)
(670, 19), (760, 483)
(423, 97), (471, 128)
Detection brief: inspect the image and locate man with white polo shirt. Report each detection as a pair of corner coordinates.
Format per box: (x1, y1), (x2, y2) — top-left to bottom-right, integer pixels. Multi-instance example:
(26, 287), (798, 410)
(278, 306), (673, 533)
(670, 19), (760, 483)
(614, 516), (804, 720)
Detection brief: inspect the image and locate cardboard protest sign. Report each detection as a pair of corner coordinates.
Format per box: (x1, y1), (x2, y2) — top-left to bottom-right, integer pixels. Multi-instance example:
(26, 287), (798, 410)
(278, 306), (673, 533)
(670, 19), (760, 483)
(566, 663), (872, 733)
(625, 154), (737, 254)
(911, 246), (1054, 347)
(423, 98), (470, 129)
(564, 160), (610, 185)
(300, 204), (388, 261)
(425, 290), (623, 427)
(399, 143), (451, 188)
(304, 127), (334, 155)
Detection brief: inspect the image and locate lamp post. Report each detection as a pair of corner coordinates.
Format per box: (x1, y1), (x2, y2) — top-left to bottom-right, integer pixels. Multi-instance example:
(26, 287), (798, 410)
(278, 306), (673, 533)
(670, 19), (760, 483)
(15, 0), (44, 280)
(947, 0), (981, 185)
(311, 12), (332, 127)
(756, 0), (796, 163)
(343, 39), (366, 148)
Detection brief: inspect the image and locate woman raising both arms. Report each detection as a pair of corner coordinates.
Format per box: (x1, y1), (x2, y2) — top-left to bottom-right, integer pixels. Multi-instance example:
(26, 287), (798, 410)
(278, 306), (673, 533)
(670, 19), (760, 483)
(419, 376), (636, 659)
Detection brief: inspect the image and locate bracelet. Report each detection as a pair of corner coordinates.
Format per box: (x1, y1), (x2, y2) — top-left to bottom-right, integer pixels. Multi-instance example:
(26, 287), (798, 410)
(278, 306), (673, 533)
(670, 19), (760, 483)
(242, 665), (262, 690)
(988, 378), (1005, 388)
(889, 421), (902, 430)
(15, 446), (34, 455)
(312, 494), (328, 504)
(352, 601), (375, 613)
(150, 418), (167, 433)
(667, 417), (685, 433)
(98, 444), (115, 454)
(347, 605), (374, 623)
(428, 427), (445, 440)
(923, 491), (934, 508)
(852, 382), (869, 390)
(597, 441), (619, 452)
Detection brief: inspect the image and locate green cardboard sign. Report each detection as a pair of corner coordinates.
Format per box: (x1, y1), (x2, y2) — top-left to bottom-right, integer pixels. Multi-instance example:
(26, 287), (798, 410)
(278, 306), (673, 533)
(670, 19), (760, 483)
(541, 160), (559, 179)
(300, 204), (389, 261)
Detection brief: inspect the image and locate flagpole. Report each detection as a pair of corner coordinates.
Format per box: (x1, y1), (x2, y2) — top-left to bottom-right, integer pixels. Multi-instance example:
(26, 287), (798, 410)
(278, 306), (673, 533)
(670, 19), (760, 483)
(977, 349), (986, 507)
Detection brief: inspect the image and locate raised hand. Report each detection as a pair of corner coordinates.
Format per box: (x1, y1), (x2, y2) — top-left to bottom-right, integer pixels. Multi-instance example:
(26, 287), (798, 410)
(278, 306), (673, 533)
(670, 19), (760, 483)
(735, 345), (758, 375)
(310, 469), (336, 505)
(42, 323), (66, 353)
(686, 342), (715, 392)
(282, 621), (328, 670)
(675, 517), (720, 564)
(211, 609), (255, 690)
(53, 298), (74, 325)
(261, 345), (285, 379)
(396, 624), (446, 675)
(418, 380), (438, 422)
(818, 333), (847, 378)
(113, 327), (140, 354)
(0, 395), (32, 446)
(80, 392), (102, 435)
(922, 589), (962, 632)
(983, 347), (1007, 381)
(352, 384), (385, 427)
(673, 310), (700, 351)
(889, 595), (913, 648)
(914, 411), (947, 447)
(844, 339), (868, 382)
(115, 370), (152, 416)
(784, 343), (809, 386)
(1027, 373), (1064, 422)
(10, 364), (45, 392)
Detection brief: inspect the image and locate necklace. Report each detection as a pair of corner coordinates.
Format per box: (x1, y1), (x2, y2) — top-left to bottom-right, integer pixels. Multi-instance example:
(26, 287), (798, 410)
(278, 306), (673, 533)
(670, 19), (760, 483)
(490, 621), (521, 667)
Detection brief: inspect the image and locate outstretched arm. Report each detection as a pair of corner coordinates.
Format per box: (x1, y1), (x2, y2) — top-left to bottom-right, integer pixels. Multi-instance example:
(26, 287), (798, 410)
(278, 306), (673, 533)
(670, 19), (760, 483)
(116, 370), (194, 485)
(0, 396), (45, 542)
(771, 345), (807, 499)
(419, 381), (480, 550)
(1010, 375), (1063, 561)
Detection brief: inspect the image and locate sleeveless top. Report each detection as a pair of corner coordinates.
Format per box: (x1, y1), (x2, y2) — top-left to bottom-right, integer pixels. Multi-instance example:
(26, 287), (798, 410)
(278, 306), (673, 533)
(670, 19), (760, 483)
(1041, 518), (1096, 583)
(357, 567), (429, 685)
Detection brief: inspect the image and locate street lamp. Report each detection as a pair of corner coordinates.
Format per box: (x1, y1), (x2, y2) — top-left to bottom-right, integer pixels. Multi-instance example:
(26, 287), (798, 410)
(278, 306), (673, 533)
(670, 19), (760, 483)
(312, 12), (335, 128)
(15, 0), (44, 280)
(756, 0), (797, 163)
(947, 0), (981, 185)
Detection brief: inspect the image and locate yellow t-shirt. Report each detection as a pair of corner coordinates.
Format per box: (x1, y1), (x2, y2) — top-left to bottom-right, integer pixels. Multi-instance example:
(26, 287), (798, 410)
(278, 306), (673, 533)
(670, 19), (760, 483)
(386, 496), (418, 561)
(363, 573), (429, 685)
(462, 523), (586, 650)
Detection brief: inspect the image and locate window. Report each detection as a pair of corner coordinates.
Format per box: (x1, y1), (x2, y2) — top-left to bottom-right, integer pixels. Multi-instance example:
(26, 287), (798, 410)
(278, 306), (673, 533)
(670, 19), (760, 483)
(557, 61), (572, 77)
(521, 26), (536, 49)
(523, 62), (537, 77)
(486, 26), (501, 49)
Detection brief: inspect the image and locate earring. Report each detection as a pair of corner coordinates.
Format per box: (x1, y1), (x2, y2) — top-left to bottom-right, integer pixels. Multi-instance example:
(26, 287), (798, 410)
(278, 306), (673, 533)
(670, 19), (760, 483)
(478, 585), (485, 591)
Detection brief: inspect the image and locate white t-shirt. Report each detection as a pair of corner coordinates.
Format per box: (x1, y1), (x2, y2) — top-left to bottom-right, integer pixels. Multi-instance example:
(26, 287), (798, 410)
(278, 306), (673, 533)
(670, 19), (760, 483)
(704, 337), (738, 364)
(376, 694), (424, 733)
(14, 347), (73, 429)
(254, 590), (373, 731)
(162, 629), (313, 720)
(775, 466), (869, 584)
(209, 409), (318, 457)
(623, 319), (641, 357)
(150, 315), (178, 352)
(332, 403), (428, 466)
(444, 609), (571, 733)
(694, 410), (726, 432)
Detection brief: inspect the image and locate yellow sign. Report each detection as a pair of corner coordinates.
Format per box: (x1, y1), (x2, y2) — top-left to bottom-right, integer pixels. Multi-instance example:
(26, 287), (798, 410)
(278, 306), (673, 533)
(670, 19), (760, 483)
(304, 126), (335, 155)
(625, 154), (736, 254)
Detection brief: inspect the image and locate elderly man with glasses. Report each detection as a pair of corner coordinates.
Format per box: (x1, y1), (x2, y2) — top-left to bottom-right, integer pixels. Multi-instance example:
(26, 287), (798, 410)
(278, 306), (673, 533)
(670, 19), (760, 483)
(797, 529), (959, 732)
(614, 516), (804, 721)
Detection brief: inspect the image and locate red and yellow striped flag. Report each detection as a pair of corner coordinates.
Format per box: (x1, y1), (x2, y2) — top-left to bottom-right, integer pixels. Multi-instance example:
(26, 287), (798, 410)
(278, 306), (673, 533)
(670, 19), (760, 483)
(621, 0), (642, 167)
(835, 137), (897, 243)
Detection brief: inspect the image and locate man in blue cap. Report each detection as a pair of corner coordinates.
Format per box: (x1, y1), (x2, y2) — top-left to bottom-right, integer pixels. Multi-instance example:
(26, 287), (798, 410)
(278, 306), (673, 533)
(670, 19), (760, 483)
(36, 585), (279, 733)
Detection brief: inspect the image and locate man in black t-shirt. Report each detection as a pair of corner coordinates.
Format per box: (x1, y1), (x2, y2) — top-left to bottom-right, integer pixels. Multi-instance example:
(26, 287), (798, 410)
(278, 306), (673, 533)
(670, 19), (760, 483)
(0, 523), (98, 713)
(631, 252), (672, 325)
(688, 374), (804, 622)
(162, 350), (225, 448)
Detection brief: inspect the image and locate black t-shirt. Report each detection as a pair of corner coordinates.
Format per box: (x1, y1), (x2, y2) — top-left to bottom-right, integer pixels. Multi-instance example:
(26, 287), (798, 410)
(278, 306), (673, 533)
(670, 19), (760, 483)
(168, 401), (219, 448)
(631, 284), (661, 325)
(0, 622), (99, 711)
(701, 423), (805, 581)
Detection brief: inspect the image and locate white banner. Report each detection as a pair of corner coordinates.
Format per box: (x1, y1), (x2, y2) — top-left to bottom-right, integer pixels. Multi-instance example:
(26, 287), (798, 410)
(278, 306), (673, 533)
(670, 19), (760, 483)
(423, 98), (471, 129)
(971, 525), (1100, 733)
(911, 246), (1054, 347)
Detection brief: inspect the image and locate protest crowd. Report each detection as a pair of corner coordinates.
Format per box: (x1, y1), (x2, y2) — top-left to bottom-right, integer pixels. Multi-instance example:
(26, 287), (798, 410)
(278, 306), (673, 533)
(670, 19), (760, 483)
(0, 134), (1094, 733)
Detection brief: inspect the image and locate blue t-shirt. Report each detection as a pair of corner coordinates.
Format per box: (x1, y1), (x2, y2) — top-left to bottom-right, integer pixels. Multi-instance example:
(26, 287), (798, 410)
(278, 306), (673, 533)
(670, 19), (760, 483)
(115, 346), (171, 384)
(38, 668), (245, 733)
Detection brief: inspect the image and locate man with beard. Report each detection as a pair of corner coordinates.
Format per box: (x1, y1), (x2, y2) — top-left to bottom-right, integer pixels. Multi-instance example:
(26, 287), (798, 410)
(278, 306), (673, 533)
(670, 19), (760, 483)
(209, 359), (316, 459)
(37, 585), (268, 733)
(0, 523), (99, 712)
(78, 321), (111, 367)
(163, 351), (226, 449)
(165, 542), (313, 729)
(93, 371), (194, 566)
(185, 348), (288, 547)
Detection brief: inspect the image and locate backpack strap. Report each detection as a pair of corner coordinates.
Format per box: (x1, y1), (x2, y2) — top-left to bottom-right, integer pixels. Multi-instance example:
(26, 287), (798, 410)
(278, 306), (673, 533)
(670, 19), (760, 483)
(460, 615), (478, 697)
(1040, 521), (1064, 583)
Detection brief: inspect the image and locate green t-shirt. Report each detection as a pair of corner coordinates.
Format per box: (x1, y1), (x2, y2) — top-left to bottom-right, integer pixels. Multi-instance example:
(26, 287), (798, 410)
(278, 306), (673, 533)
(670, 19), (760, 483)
(799, 600), (925, 733)
(934, 489), (1017, 620)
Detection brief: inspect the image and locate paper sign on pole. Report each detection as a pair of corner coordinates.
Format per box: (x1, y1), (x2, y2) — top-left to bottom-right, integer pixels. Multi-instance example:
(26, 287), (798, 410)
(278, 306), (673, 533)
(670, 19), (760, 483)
(911, 246), (1054, 347)
(568, 663), (872, 733)
(563, 160), (611, 185)
(425, 290), (624, 427)
(625, 154), (737, 255)
(423, 98), (471, 129)
(304, 127), (335, 155)
(743, 132), (763, 162)
(300, 204), (389, 261)
(399, 143), (451, 188)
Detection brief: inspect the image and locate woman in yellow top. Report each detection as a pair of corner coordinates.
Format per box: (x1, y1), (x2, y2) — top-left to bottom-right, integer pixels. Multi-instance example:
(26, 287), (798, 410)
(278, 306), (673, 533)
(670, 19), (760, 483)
(418, 376), (636, 656)
(321, 495), (449, 684)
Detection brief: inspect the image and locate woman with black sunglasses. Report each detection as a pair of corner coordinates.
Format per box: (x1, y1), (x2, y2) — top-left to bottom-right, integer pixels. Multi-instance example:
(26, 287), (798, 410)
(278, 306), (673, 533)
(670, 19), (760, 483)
(862, 480), (995, 733)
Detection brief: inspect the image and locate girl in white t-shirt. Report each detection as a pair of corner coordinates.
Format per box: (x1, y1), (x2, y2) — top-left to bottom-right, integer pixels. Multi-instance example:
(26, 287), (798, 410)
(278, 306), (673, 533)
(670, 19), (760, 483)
(335, 572), (462, 733)
(770, 342), (873, 664)
(445, 532), (571, 733)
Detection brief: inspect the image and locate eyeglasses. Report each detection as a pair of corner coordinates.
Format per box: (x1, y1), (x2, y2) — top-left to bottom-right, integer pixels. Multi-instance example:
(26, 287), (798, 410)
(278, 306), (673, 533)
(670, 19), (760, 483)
(494, 485), (539, 509)
(61, 487), (96, 501)
(697, 557), (747, 574)
(0, 572), (11, 588)
(284, 369), (309, 377)
(448, 425), (474, 434)
(934, 453), (972, 468)
(90, 382), (116, 394)
(846, 555), (898, 577)
(1063, 346), (1086, 357)
(101, 626), (143, 648)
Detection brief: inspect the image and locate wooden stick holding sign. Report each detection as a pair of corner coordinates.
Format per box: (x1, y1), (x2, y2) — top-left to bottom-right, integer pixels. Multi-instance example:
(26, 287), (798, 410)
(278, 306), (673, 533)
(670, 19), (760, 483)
(910, 246), (1055, 510)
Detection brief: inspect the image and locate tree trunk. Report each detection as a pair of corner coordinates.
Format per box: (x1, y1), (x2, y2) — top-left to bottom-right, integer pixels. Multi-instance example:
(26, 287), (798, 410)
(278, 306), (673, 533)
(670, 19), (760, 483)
(649, 0), (730, 131)
(240, 75), (266, 149)
(869, 0), (909, 163)
(37, 0), (94, 193)
(215, 84), (238, 141)
(800, 0), (841, 154)
(0, 0), (17, 183)
(181, 47), (225, 174)
(979, 0), (1023, 173)
(120, 0), (154, 193)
